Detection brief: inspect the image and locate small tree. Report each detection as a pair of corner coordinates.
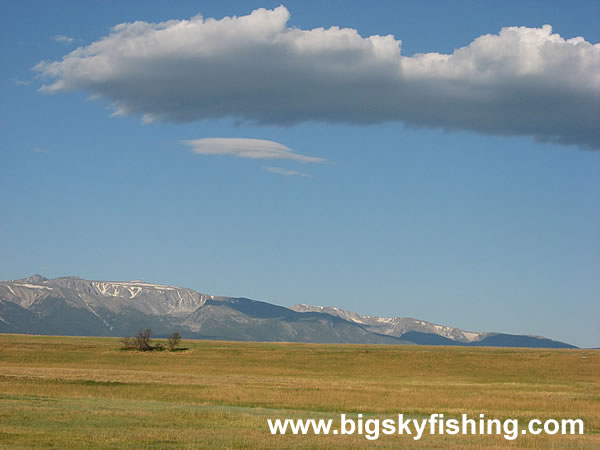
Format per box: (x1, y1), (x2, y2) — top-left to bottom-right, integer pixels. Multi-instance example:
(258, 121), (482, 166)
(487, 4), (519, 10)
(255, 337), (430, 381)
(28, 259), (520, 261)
(134, 328), (153, 351)
(120, 336), (133, 350)
(167, 332), (182, 351)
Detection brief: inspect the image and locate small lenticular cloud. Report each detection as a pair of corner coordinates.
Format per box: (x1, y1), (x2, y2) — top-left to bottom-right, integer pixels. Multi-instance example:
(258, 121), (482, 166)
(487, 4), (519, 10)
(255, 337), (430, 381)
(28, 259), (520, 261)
(53, 35), (74, 44)
(184, 138), (324, 163)
(264, 166), (311, 177)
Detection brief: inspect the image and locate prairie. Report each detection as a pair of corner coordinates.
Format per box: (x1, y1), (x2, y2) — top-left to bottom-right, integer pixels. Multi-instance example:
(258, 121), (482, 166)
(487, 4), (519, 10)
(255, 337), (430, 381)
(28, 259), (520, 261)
(0, 334), (598, 448)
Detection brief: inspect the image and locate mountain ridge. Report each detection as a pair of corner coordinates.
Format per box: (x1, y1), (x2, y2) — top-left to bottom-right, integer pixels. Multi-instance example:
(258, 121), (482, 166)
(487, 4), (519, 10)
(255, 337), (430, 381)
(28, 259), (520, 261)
(290, 304), (486, 343)
(0, 275), (576, 348)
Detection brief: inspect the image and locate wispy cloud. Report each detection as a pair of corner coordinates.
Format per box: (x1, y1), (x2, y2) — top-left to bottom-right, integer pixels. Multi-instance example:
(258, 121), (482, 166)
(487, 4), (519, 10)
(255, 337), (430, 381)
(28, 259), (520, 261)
(184, 138), (324, 163)
(35, 7), (600, 149)
(53, 35), (74, 44)
(264, 166), (311, 177)
(14, 79), (31, 86)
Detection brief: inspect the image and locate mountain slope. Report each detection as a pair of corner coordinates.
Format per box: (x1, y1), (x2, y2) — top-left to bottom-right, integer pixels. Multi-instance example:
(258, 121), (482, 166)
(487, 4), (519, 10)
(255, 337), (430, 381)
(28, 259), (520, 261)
(183, 297), (409, 344)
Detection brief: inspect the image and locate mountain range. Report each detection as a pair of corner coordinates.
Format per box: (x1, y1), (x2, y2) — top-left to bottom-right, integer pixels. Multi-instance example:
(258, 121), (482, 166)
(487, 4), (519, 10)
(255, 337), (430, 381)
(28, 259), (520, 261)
(0, 275), (575, 348)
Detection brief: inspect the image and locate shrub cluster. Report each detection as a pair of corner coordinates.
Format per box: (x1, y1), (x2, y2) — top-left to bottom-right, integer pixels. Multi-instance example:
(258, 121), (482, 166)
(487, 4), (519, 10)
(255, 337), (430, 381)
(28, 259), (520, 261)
(121, 329), (182, 352)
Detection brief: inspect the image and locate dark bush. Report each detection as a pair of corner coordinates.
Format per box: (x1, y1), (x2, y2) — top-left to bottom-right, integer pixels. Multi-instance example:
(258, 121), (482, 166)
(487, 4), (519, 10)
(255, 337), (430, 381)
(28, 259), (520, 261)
(167, 332), (182, 351)
(134, 328), (153, 351)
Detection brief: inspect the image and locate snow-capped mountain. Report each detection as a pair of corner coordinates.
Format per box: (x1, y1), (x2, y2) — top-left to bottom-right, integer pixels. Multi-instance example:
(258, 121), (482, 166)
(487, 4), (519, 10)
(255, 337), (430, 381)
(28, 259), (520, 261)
(0, 275), (209, 315)
(290, 304), (485, 343)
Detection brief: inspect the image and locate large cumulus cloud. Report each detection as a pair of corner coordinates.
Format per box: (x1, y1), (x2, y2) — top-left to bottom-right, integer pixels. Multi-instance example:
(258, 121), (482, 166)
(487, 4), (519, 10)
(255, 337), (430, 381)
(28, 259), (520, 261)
(35, 6), (600, 149)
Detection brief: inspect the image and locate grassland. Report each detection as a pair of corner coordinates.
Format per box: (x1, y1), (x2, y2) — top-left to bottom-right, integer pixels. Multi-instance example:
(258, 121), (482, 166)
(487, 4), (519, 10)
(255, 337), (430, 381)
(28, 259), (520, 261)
(0, 334), (598, 448)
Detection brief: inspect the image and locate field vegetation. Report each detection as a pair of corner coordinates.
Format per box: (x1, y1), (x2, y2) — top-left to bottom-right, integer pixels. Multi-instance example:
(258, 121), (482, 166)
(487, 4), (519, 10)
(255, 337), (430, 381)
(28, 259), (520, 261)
(0, 334), (598, 448)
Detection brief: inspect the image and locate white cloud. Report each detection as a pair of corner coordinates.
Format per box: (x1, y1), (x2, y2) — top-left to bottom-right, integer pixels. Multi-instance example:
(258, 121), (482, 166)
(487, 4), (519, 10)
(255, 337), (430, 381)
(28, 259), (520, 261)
(53, 35), (74, 44)
(35, 7), (600, 149)
(184, 138), (324, 163)
(264, 166), (311, 177)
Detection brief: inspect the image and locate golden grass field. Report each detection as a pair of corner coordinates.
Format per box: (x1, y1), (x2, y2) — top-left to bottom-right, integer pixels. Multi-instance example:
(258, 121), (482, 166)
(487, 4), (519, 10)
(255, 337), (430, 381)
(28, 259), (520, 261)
(0, 334), (598, 448)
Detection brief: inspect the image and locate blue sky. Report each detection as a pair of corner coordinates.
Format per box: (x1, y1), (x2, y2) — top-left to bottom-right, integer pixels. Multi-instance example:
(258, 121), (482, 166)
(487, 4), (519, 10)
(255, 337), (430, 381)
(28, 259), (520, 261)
(1, 1), (598, 347)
